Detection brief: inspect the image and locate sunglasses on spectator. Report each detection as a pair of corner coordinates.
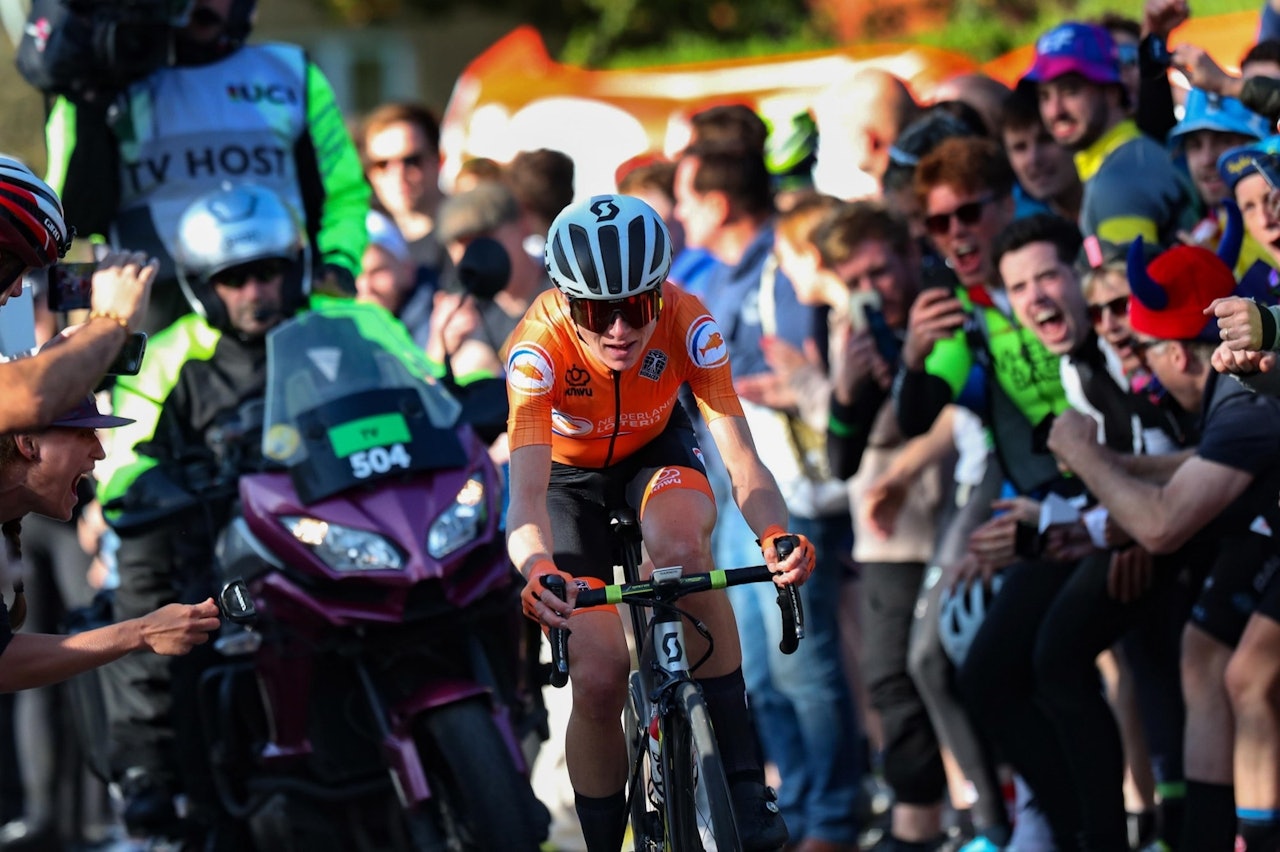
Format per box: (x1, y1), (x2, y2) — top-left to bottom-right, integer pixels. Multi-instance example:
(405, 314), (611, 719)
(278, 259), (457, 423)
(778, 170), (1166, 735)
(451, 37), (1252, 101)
(369, 152), (427, 173)
(1086, 295), (1129, 324)
(924, 194), (996, 236)
(568, 291), (663, 334)
(215, 258), (290, 289)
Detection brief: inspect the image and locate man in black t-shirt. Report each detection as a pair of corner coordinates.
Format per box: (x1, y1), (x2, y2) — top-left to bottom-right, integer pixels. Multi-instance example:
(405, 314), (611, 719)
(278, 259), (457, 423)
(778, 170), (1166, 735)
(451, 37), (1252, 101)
(1047, 242), (1280, 852)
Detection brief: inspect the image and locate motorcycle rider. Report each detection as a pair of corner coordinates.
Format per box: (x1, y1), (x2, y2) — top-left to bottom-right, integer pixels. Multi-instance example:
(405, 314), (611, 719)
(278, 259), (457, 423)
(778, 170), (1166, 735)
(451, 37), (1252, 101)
(94, 182), (312, 840)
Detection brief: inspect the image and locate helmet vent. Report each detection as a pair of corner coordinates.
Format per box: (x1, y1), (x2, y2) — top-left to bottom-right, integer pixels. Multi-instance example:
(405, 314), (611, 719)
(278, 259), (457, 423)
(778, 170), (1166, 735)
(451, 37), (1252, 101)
(568, 223), (600, 295)
(598, 223), (621, 297)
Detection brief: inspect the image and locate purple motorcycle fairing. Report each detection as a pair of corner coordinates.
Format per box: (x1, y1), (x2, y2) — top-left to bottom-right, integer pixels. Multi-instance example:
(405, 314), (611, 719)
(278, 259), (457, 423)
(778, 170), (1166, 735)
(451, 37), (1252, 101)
(226, 424), (531, 805)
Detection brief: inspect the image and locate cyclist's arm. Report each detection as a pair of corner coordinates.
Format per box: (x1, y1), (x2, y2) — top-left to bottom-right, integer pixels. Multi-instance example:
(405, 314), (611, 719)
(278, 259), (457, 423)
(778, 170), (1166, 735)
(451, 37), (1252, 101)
(506, 443), (557, 578)
(706, 413), (789, 541)
(0, 318), (129, 433)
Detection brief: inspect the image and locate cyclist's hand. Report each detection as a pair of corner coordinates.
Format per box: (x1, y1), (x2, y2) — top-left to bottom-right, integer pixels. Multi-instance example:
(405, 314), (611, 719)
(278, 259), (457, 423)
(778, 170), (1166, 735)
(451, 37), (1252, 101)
(521, 559), (575, 629)
(760, 525), (816, 586)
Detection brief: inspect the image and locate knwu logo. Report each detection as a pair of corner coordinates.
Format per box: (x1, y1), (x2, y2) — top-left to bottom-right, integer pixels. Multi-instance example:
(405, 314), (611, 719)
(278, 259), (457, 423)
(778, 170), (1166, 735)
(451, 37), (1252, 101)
(226, 83), (300, 105)
(565, 365), (592, 397)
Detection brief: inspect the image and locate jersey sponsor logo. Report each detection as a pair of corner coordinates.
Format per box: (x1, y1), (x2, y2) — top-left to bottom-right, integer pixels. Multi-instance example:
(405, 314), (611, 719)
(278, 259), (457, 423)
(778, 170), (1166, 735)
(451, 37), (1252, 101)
(226, 83), (300, 105)
(639, 349), (667, 381)
(565, 365), (592, 397)
(596, 399), (674, 433)
(650, 466), (683, 492)
(686, 315), (728, 368)
(507, 343), (555, 395)
(693, 447), (704, 466)
(552, 409), (594, 437)
(124, 146), (289, 193)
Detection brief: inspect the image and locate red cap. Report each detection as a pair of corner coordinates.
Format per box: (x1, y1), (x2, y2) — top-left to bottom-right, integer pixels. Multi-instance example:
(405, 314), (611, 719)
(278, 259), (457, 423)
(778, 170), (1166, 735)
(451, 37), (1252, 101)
(1127, 240), (1237, 341)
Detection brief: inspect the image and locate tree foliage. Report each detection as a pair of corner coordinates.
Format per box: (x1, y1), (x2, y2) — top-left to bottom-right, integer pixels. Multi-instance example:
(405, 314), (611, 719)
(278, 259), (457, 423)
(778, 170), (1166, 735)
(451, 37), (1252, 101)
(313, 0), (817, 66)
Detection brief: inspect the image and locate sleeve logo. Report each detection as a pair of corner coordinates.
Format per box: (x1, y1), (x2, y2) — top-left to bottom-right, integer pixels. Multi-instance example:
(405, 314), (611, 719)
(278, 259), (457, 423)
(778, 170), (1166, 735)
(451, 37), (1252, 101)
(686, 315), (729, 368)
(507, 343), (555, 395)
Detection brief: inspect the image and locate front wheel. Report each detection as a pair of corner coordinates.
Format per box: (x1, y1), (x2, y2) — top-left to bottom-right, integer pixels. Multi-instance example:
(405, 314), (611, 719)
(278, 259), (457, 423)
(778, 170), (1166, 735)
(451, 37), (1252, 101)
(414, 699), (549, 851)
(662, 681), (742, 852)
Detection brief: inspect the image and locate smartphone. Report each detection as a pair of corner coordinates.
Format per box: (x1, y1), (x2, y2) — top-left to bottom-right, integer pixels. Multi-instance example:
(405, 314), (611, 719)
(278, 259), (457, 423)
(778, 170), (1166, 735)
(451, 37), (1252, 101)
(106, 332), (147, 376)
(1014, 521), (1045, 560)
(847, 290), (882, 335)
(864, 305), (903, 363)
(1253, 155), (1280, 191)
(46, 262), (96, 312)
(919, 253), (959, 293)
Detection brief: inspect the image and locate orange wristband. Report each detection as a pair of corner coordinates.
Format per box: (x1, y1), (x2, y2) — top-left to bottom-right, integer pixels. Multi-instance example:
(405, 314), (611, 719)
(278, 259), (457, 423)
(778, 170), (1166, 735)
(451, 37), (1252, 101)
(757, 524), (787, 547)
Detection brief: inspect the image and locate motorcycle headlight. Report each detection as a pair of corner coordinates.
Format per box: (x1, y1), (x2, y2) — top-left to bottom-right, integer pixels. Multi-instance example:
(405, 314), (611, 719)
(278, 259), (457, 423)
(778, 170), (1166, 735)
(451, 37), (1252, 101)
(281, 516), (405, 572)
(428, 474), (488, 559)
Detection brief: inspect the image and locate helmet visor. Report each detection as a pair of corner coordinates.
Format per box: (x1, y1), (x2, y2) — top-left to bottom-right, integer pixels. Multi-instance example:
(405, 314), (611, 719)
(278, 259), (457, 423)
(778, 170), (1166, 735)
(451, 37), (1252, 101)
(567, 290), (662, 334)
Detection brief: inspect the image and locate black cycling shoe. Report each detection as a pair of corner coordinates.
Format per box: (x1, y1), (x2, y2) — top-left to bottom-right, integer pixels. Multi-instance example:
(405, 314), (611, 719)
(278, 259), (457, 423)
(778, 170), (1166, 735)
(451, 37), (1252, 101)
(120, 769), (183, 840)
(731, 780), (789, 852)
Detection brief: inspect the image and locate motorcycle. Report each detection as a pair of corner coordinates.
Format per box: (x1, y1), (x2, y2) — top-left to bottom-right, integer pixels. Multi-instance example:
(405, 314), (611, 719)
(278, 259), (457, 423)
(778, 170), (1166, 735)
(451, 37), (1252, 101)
(85, 297), (550, 852)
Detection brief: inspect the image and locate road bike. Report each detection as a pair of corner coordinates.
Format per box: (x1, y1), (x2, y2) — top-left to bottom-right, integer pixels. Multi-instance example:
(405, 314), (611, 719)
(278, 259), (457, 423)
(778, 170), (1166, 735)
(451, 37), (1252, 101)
(543, 510), (803, 851)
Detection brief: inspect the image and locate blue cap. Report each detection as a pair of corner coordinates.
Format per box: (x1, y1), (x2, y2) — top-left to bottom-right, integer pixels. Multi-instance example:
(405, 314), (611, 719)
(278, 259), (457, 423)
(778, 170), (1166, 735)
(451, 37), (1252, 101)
(1024, 22), (1120, 85)
(1169, 89), (1271, 149)
(1217, 135), (1280, 195)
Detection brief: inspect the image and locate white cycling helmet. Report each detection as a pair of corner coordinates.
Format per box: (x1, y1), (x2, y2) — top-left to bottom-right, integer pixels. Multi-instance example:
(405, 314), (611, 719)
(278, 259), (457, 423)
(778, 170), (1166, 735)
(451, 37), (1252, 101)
(938, 572), (1004, 667)
(544, 194), (671, 300)
(0, 155), (72, 269)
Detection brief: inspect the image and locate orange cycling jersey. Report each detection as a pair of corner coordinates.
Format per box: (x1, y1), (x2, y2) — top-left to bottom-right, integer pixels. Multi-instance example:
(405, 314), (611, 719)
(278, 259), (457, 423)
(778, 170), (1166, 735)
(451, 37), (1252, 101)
(506, 282), (743, 468)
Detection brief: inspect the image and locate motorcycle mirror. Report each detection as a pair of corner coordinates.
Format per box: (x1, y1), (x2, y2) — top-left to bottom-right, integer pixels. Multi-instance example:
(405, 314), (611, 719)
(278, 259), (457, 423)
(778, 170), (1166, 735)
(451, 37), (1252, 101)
(457, 236), (511, 300)
(218, 578), (258, 625)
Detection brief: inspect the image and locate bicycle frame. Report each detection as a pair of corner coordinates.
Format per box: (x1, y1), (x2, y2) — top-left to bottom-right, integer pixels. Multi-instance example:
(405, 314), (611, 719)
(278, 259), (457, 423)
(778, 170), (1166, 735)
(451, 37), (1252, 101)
(542, 509), (803, 851)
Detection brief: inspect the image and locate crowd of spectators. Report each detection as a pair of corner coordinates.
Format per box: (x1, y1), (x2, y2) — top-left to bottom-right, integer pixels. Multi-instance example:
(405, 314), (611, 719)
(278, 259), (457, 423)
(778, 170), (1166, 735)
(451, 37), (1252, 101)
(13, 0), (1280, 850)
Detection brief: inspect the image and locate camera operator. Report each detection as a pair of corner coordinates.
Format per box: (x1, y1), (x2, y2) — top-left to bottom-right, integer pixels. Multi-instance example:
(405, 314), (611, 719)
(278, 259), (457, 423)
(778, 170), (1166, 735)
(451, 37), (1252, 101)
(42, 0), (370, 334)
(0, 157), (157, 434)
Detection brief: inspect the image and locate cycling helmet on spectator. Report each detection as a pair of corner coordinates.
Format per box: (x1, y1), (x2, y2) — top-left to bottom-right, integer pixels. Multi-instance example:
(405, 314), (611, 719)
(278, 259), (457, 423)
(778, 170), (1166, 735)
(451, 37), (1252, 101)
(765, 110), (819, 192)
(0, 155), (72, 292)
(938, 573), (1004, 666)
(173, 182), (307, 332)
(544, 194), (671, 300)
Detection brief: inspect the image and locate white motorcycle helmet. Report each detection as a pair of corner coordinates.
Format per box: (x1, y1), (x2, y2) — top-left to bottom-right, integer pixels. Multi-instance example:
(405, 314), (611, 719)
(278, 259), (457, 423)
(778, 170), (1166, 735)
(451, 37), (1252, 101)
(173, 182), (308, 332)
(938, 572), (1004, 667)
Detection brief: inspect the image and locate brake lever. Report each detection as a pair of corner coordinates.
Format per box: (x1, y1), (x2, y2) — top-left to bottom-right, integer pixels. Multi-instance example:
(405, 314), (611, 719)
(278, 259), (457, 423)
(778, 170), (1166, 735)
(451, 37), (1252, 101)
(540, 574), (570, 688)
(773, 535), (805, 654)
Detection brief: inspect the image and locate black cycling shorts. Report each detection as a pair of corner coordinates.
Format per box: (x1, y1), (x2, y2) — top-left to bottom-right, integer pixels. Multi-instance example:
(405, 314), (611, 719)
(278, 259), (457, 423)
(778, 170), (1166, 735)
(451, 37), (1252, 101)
(1190, 531), (1280, 647)
(547, 407), (706, 583)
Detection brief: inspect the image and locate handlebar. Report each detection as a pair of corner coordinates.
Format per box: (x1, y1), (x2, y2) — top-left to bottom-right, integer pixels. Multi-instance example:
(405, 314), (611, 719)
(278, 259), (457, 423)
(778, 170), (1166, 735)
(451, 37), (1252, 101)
(540, 535), (806, 689)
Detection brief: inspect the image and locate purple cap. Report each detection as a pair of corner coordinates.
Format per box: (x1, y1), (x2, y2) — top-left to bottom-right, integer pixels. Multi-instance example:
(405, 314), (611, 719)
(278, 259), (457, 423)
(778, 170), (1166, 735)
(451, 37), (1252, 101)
(1024, 22), (1121, 85)
(50, 396), (134, 429)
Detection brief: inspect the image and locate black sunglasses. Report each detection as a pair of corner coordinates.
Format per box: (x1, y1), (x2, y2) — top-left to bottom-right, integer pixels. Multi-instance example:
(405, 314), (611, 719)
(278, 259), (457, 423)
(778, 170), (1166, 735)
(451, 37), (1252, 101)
(1087, 295), (1129, 324)
(924, 194), (996, 236)
(568, 291), (662, 334)
(215, 258), (290, 289)
(369, 152), (426, 172)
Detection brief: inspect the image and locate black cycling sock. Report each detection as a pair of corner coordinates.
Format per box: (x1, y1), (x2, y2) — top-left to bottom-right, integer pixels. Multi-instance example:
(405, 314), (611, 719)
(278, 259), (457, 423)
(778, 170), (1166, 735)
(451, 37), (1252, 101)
(1238, 809), (1280, 852)
(698, 668), (762, 785)
(1158, 791), (1186, 850)
(1183, 780), (1236, 852)
(575, 789), (627, 852)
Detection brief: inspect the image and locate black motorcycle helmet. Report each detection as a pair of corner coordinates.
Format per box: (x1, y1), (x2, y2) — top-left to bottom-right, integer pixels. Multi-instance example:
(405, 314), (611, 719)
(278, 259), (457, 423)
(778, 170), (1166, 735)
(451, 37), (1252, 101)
(173, 182), (308, 334)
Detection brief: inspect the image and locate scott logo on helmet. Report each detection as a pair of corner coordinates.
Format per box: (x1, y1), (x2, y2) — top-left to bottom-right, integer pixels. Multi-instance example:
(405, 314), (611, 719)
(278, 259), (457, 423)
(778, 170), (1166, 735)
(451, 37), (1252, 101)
(589, 199), (620, 222)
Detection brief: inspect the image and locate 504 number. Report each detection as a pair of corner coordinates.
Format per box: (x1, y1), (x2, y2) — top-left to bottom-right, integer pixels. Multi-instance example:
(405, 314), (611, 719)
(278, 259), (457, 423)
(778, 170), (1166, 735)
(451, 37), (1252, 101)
(349, 444), (412, 479)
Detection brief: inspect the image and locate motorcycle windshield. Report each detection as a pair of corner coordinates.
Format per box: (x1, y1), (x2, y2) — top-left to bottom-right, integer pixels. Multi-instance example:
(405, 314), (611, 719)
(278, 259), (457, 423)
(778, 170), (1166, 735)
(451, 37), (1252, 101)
(261, 300), (469, 504)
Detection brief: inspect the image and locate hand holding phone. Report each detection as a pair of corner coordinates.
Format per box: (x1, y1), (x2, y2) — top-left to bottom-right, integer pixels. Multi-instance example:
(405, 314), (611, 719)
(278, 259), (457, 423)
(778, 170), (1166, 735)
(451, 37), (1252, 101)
(846, 290), (882, 335)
